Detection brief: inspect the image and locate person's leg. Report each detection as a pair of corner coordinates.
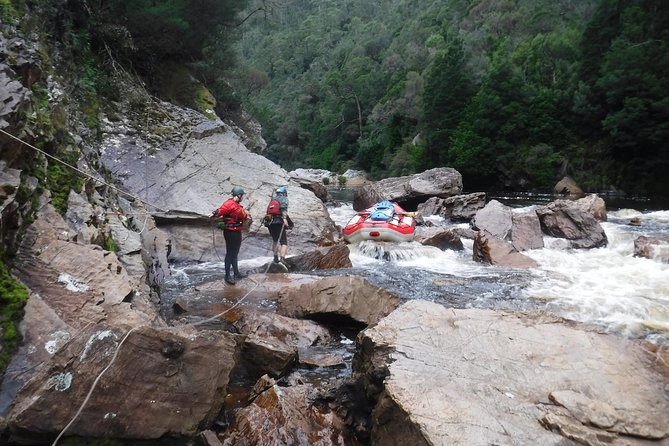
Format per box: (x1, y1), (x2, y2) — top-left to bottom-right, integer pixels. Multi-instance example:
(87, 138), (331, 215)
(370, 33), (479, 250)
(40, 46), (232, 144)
(269, 224), (281, 262)
(223, 230), (235, 284)
(279, 228), (288, 262)
(229, 231), (244, 279)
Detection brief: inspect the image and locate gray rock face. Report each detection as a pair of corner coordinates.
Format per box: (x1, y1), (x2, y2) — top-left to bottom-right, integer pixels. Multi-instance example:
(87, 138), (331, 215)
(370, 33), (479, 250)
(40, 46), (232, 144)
(97, 110), (337, 262)
(353, 167), (463, 211)
(356, 300), (669, 446)
(553, 176), (584, 196)
(511, 210), (544, 251)
(221, 375), (353, 445)
(416, 192), (486, 222)
(576, 193), (607, 222)
(634, 235), (668, 263)
(414, 227), (464, 251)
(471, 199), (513, 239)
(473, 229), (539, 268)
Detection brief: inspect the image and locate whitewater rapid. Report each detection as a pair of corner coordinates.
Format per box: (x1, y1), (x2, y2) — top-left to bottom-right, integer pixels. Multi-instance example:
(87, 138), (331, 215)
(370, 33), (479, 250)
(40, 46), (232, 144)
(328, 203), (669, 344)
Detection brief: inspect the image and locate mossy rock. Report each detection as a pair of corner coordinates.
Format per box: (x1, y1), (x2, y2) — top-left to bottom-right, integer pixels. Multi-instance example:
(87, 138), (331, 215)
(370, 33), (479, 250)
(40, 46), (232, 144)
(152, 62), (217, 119)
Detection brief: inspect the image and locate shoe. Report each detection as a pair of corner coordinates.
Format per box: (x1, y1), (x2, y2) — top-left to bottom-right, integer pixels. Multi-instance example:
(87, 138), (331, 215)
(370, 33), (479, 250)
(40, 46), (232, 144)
(273, 254), (279, 263)
(234, 271), (246, 280)
(279, 257), (288, 266)
(225, 275), (236, 285)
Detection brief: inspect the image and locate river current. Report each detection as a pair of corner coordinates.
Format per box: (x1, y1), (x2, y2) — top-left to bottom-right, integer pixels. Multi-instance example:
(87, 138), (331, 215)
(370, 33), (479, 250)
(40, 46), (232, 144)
(166, 192), (669, 353)
(154, 191), (669, 398)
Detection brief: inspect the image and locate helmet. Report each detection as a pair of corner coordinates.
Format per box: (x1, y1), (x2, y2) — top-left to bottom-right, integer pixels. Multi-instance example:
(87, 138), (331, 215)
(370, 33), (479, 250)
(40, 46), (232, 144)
(276, 186), (287, 194)
(231, 186), (245, 197)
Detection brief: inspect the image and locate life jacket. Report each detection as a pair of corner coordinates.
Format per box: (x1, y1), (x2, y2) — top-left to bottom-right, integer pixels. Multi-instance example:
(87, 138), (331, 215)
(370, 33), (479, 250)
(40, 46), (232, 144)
(218, 199), (247, 231)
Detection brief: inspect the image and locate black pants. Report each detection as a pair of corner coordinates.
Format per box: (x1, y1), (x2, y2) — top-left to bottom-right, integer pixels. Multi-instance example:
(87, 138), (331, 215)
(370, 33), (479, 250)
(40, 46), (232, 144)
(269, 222), (288, 245)
(223, 230), (242, 276)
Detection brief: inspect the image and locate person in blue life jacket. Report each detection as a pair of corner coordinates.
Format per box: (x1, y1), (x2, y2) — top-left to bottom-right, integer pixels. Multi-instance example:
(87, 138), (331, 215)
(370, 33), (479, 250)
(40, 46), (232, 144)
(266, 186), (291, 265)
(211, 186), (249, 285)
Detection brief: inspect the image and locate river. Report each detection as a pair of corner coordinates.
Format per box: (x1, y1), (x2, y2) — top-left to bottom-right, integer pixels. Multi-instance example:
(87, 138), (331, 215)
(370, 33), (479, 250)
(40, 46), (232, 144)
(325, 191), (669, 346)
(163, 190), (669, 392)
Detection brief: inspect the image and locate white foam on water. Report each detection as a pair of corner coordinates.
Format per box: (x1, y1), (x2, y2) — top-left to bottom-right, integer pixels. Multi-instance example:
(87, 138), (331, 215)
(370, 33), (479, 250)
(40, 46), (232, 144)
(326, 203), (357, 227)
(523, 222), (669, 336)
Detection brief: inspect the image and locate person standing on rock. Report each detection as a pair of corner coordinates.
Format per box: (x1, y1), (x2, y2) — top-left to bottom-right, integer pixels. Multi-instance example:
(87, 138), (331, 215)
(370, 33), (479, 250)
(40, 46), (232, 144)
(212, 186), (250, 285)
(265, 185), (291, 266)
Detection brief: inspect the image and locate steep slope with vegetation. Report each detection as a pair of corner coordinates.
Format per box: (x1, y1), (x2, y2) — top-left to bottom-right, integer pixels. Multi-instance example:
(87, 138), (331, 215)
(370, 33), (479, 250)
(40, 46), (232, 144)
(0, 0), (252, 374)
(232, 0), (668, 195)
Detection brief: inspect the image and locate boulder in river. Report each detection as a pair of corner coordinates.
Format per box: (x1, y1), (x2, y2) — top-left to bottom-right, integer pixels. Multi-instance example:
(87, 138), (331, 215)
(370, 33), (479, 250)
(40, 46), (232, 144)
(353, 167), (462, 211)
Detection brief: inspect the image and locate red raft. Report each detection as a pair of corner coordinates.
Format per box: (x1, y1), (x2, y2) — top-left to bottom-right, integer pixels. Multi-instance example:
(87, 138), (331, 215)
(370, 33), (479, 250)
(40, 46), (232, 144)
(342, 200), (416, 244)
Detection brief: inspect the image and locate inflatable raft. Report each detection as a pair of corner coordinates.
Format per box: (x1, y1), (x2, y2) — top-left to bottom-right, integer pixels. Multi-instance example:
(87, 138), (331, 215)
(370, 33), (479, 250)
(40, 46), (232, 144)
(342, 200), (416, 244)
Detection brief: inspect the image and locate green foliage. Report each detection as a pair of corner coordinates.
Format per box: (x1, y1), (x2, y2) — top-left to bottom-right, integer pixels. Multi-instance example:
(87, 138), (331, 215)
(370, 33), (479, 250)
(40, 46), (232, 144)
(0, 257), (29, 373)
(338, 175), (347, 185)
(103, 234), (118, 253)
(235, 0), (667, 194)
(422, 30), (474, 167)
(576, 0), (669, 195)
(0, 0), (17, 23)
(46, 149), (84, 215)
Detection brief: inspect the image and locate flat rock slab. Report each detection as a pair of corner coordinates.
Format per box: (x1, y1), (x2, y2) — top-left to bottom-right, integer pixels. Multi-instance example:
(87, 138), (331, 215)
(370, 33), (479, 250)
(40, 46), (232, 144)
(358, 300), (669, 446)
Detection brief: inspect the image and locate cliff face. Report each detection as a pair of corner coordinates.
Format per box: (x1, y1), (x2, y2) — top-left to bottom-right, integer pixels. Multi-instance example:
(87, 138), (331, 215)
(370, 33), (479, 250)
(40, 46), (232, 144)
(0, 5), (338, 442)
(0, 3), (332, 382)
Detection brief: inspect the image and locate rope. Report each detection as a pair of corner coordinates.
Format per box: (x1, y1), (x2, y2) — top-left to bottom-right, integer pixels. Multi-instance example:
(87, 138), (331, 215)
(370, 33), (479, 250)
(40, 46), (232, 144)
(51, 327), (139, 446)
(0, 128), (168, 214)
(0, 129), (292, 443)
(52, 217), (288, 445)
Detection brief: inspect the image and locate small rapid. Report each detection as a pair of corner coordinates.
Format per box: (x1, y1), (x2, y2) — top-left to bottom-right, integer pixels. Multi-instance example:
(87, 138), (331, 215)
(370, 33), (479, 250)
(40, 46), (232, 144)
(161, 196), (669, 365)
(327, 199), (669, 345)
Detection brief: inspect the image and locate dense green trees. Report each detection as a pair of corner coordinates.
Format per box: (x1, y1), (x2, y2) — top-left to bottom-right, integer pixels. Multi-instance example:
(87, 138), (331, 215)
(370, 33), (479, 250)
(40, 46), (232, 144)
(12, 0), (665, 195)
(55, 0), (250, 113)
(233, 0), (668, 196)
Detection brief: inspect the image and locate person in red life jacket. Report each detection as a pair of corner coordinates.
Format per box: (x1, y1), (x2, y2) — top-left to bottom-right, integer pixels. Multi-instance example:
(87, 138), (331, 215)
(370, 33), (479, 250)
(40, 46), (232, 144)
(267, 186), (290, 265)
(212, 186), (249, 285)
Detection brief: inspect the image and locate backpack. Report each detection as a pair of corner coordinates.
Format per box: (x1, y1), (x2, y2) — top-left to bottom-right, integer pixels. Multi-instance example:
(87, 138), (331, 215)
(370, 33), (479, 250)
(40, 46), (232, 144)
(266, 198), (282, 216)
(263, 198), (282, 228)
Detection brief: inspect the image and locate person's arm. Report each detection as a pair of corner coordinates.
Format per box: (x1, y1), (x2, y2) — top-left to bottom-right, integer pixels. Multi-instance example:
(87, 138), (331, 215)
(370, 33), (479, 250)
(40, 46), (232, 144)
(280, 197), (289, 221)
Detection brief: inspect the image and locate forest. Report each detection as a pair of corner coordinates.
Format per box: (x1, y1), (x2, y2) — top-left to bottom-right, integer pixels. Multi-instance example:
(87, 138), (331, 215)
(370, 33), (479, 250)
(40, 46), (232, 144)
(2, 0), (668, 196)
(230, 0), (669, 195)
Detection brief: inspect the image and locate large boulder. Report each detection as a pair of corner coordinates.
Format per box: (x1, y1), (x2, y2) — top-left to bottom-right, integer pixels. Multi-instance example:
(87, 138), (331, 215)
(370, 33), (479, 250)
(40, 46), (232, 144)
(356, 300), (669, 446)
(220, 375), (354, 445)
(471, 199), (513, 239)
(575, 193), (607, 222)
(414, 227), (464, 251)
(279, 243), (352, 271)
(510, 210), (544, 251)
(96, 112), (338, 262)
(634, 236), (668, 263)
(4, 325), (240, 443)
(416, 192), (486, 223)
(553, 176), (584, 197)
(473, 230), (539, 268)
(353, 167), (462, 211)
(0, 34), (42, 166)
(0, 200), (165, 426)
(278, 275), (401, 326)
(536, 199), (608, 249)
